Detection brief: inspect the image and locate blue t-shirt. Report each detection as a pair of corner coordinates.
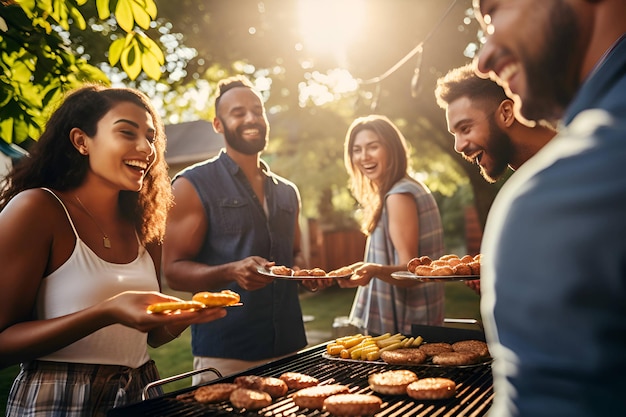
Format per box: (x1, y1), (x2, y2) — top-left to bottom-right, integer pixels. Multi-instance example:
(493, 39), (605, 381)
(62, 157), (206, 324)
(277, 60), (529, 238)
(481, 37), (626, 417)
(176, 150), (307, 360)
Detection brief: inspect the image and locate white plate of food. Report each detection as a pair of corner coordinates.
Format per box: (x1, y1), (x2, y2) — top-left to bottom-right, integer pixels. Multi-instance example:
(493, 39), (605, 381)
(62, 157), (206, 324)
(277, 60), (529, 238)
(391, 271), (479, 282)
(257, 265), (353, 280)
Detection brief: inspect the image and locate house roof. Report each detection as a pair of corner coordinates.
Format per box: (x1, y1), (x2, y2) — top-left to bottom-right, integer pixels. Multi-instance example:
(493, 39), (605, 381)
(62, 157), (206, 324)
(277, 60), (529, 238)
(164, 120), (225, 165)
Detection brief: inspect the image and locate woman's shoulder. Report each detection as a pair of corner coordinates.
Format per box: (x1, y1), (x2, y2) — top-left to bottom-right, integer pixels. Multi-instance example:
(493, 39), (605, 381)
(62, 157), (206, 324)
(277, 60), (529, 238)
(2, 188), (63, 213)
(0, 188), (68, 243)
(387, 177), (426, 195)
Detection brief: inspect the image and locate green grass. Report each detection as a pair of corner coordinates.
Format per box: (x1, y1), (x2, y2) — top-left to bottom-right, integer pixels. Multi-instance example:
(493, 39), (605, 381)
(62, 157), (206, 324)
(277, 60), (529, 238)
(1, 282), (480, 410)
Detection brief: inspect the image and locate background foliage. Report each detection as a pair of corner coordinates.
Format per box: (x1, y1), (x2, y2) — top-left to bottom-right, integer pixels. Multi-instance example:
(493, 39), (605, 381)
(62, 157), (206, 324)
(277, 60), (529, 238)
(0, 0), (509, 236)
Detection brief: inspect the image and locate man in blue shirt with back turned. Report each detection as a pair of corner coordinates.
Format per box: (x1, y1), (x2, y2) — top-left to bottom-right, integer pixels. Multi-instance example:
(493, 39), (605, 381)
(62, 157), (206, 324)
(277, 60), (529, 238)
(472, 0), (626, 416)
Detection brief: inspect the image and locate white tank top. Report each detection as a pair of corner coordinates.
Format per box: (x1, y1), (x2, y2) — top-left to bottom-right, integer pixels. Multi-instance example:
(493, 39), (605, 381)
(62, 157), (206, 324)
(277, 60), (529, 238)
(36, 189), (158, 368)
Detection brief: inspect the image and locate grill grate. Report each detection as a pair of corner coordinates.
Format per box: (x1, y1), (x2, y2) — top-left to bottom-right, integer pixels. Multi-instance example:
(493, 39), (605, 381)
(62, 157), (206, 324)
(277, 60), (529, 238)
(109, 344), (493, 417)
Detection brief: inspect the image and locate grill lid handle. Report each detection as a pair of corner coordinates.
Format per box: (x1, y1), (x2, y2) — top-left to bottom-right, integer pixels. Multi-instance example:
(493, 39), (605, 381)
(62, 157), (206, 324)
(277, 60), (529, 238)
(142, 367), (223, 401)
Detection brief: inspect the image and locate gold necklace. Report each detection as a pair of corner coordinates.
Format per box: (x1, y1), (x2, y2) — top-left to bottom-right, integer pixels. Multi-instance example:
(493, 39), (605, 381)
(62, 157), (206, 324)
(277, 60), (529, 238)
(75, 195), (112, 249)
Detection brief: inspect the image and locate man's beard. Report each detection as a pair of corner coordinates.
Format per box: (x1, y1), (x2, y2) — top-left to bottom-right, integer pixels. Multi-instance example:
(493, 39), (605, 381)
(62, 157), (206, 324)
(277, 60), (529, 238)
(222, 122), (268, 155)
(518, 2), (581, 124)
(479, 119), (514, 183)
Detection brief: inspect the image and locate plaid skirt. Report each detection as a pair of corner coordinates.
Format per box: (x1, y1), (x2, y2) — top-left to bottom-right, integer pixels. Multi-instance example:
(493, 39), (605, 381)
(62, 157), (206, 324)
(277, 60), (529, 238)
(5, 359), (163, 417)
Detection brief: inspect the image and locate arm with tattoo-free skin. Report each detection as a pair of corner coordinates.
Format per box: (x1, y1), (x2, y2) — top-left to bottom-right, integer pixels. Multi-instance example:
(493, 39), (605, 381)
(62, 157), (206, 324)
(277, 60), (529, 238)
(163, 178), (275, 293)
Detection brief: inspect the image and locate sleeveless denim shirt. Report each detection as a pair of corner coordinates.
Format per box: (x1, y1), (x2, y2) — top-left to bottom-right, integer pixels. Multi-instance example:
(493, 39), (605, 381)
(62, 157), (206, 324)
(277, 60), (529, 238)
(176, 151), (307, 360)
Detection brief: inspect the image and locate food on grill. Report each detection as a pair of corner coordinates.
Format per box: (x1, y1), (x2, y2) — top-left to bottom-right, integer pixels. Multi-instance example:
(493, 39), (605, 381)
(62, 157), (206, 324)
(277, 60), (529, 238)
(292, 384), (350, 410)
(174, 391), (196, 402)
(328, 266), (353, 277)
(418, 342), (453, 356)
(406, 377), (456, 400)
(431, 351), (481, 366)
(380, 348), (428, 365)
(279, 372), (319, 390)
(326, 333), (423, 362)
(229, 387), (272, 410)
(270, 265), (293, 276)
(234, 375), (288, 398)
(406, 253), (482, 276)
(452, 340), (490, 358)
(326, 333), (491, 368)
(323, 393), (382, 416)
(368, 370), (418, 395)
(193, 383), (237, 403)
(146, 300), (205, 314)
(192, 289), (240, 307)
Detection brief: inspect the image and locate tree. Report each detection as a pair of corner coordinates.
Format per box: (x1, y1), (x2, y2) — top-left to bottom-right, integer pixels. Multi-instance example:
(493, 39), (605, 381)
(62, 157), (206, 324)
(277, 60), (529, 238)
(0, 0), (164, 145)
(150, 0), (499, 229)
(1, 0), (501, 238)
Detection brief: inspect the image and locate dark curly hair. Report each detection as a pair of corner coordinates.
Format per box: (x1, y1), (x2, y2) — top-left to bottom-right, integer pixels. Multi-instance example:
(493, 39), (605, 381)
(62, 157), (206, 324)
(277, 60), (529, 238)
(434, 63), (509, 112)
(0, 84), (173, 245)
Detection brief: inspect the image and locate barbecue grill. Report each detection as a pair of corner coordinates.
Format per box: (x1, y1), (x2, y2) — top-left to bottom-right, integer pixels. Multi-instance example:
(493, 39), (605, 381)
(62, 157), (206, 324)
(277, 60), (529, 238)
(108, 325), (493, 416)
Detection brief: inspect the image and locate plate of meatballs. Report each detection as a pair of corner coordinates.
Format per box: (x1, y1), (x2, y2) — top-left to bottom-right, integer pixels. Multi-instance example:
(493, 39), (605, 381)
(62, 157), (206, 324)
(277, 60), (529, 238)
(257, 265), (354, 280)
(391, 254), (481, 282)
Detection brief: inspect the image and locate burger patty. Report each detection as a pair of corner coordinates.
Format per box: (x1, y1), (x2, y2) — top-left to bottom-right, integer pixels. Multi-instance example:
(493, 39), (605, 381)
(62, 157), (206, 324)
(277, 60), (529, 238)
(368, 369), (418, 395)
(406, 377), (456, 400)
(452, 340), (490, 358)
(323, 394), (382, 416)
(293, 384), (350, 410)
(380, 348), (427, 366)
(229, 388), (272, 410)
(193, 383), (237, 403)
(418, 342), (453, 356)
(279, 372), (319, 390)
(431, 351), (480, 366)
(234, 375), (288, 398)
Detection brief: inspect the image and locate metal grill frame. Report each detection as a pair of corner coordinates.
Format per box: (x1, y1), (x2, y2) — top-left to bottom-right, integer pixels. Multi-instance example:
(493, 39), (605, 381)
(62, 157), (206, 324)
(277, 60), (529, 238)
(108, 326), (493, 417)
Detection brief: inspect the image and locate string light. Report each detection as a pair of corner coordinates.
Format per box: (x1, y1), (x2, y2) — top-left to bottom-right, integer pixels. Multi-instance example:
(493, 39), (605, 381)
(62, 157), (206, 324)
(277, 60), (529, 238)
(356, 0), (460, 107)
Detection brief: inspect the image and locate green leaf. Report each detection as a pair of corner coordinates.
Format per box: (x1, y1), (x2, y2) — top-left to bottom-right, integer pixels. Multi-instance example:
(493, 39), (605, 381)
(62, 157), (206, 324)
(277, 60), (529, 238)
(95, 0), (111, 20)
(141, 49), (162, 80)
(108, 38), (125, 65)
(15, 0), (37, 18)
(13, 116), (29, 143)
(0, 85), (12, 108)
(130, 1), (151, 30)
(68, 4), (86, 30)
(137, 34), (164, 64)
(144, 0), (157, 19)
(120, 37), (141, 80)
(11, 60), (32, 84)
(0, 117), (14, 144)
(115, 0), (134, 33)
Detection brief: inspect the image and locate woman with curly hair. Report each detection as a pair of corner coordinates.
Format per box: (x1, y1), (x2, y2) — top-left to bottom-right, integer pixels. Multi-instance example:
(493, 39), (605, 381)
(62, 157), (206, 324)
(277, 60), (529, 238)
(336, 115), (445, 335)
(0, 84), (226, 416)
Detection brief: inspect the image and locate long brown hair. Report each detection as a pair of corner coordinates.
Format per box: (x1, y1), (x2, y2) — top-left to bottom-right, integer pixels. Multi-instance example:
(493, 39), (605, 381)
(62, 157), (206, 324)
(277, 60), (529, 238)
(0, 84), (173, 244)
(344, 115), (411, 234)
